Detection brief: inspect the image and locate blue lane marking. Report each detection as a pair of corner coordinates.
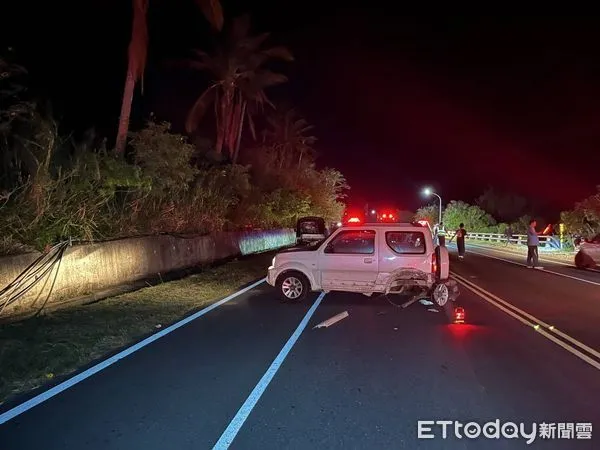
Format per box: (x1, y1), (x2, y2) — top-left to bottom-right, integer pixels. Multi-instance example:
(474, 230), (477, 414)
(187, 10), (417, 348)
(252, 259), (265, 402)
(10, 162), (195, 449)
(0, 278), (266, 425)
(213, 291), (327, 449)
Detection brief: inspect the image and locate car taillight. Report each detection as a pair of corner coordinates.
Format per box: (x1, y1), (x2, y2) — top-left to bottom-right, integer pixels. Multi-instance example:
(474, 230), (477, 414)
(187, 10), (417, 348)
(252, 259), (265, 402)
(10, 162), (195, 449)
(431, 252), (437, 274)
(454, 307), (465, 323)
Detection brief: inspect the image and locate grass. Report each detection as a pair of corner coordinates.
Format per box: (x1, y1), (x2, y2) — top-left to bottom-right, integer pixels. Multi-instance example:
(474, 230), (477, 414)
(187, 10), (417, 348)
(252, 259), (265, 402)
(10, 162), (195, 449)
(0, 252), (274, 407)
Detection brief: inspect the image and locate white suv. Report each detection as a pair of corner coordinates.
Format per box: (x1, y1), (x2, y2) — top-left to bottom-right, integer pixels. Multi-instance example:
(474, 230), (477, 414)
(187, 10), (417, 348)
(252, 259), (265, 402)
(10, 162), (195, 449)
(267, 223), (459, 306)
(575, 234), (600, 269)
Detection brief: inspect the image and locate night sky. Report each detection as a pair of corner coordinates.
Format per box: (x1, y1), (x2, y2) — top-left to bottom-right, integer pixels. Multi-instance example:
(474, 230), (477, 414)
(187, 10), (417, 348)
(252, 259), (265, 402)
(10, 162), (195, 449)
(4, 5), (600, 218)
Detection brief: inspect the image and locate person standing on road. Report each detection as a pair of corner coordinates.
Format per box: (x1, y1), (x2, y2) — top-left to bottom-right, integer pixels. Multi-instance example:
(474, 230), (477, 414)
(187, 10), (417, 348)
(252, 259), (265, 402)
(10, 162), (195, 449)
(454, 223), (467, 259)
(436, 222), (446, 246)
(527, 219), (543, 269)
(504, 225), (513, 246)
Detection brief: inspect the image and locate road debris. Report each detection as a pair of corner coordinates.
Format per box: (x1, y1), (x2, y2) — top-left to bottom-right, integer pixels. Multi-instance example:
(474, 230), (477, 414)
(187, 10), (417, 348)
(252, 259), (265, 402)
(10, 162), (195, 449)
(419, 299), (434, 306)
(427, 308), (439, 313)
(400, 297), (420, 309)
(313, 311), (349, 329)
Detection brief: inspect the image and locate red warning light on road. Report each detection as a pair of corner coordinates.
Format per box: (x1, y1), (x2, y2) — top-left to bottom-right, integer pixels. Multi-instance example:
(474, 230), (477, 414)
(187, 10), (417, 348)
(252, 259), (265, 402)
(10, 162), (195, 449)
(454, 307), (465, 324)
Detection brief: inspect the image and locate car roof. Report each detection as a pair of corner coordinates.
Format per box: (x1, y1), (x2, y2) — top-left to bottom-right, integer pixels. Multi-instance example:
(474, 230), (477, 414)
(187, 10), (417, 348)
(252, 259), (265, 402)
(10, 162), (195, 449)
(339, 223), (431, 231)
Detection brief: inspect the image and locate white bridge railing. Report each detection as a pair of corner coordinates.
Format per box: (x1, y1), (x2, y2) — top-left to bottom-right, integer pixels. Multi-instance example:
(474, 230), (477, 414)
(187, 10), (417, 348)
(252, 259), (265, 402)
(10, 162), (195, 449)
(459, 232), (562, 250)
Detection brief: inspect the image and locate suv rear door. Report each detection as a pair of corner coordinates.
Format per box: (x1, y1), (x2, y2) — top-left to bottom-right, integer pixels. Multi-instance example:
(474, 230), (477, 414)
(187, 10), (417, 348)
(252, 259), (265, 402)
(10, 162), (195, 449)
(318, 229), (379, 291)
(378, 228), (432, 274)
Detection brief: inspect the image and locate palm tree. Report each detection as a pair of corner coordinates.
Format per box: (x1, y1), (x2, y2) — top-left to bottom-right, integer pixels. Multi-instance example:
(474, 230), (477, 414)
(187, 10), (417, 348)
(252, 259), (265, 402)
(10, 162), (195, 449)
(263, 108), (317, 169)
(114, 0), (224, 155)
(0, 58), (35, 190)
(184, 15), (293, 163)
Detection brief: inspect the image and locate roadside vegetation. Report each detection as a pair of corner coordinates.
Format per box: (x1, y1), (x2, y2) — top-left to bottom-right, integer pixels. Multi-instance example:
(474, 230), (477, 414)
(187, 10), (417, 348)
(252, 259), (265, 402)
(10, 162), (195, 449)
(0, 14), (348, 256)
(0, 3), (348, 404)
(415, 185), (600, 242)
(0, 252), (273, 405)
(560, 187), (600, 240)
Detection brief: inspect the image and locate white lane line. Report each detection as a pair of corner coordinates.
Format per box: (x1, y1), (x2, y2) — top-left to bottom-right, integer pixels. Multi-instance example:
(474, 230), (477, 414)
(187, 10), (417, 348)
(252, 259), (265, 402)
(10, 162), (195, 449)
(451, 272), (600, 371)
(462, 248), (600, 287)
(213, 292), (326, 449)
(451, 271), (600, 360)
(0, 278), (267, 425)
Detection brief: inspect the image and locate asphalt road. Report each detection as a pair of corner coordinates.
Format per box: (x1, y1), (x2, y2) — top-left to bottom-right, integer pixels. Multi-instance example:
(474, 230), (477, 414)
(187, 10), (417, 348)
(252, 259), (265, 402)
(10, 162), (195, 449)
(1, 244), (600, 449)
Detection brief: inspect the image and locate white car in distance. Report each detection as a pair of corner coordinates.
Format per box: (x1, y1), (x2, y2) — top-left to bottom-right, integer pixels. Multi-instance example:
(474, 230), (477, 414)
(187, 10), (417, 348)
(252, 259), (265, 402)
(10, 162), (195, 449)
(268, 222), (459, 306)
(575, 234), (600, 269)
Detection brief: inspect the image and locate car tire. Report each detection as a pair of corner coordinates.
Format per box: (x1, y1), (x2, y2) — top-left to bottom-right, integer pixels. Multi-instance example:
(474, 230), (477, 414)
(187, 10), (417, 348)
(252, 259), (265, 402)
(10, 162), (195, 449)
(575, 251), (594, 269)
(276, 271), (310, 303)
(432, 283), (449, 307)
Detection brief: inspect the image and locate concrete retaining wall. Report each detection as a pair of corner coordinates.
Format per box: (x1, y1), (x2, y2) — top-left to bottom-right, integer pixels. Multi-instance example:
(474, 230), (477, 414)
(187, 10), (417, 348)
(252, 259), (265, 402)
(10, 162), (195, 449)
(0, 229), (295, 316)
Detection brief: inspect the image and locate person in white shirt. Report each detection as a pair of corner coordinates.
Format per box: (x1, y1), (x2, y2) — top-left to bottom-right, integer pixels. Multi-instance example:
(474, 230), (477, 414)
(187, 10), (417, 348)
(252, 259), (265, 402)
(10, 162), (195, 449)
(527, 219), (543, 269)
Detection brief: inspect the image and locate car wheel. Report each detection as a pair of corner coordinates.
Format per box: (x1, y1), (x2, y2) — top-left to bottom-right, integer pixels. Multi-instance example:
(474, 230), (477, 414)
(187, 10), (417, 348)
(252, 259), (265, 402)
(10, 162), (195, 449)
(432, 283), (449, 307)
(277, 272), (309, 302)
(575, 251), (594, 269)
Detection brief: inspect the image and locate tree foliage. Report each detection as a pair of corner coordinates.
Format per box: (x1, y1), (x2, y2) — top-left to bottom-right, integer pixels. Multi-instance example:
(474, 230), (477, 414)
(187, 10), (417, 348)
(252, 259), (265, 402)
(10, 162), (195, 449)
(115, 0), (224, 154)
(1, 11), (349, 255)
(185, 15), (293, 160)
(1, 114), (348, 253)
(0, 56), (35, 190)
(262, 107), (316, 169)
(442, 200), (496, 232)
(560, 187), (600, 238)
(413, 204), (439, 226)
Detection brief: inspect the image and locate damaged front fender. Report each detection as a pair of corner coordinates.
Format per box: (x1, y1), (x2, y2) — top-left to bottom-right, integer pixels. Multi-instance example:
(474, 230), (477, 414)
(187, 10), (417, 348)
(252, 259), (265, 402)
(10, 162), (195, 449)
(383, 268), (433, 295)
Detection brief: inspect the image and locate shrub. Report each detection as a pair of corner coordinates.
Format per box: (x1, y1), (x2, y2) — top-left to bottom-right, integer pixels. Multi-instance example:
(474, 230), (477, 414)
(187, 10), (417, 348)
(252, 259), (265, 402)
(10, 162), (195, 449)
(414, 204), (439, 226)
(442, 200), (496, 232)
(1, 117), (349, 253)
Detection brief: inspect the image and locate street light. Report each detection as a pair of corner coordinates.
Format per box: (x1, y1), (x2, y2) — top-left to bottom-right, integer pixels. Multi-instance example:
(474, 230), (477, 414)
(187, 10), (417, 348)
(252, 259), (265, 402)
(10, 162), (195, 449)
(423, 187), (442, 224)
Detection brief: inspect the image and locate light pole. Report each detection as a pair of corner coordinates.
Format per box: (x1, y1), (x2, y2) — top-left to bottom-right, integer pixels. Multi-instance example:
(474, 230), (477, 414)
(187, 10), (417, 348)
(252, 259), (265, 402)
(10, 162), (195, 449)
(423, 187), (442, 224)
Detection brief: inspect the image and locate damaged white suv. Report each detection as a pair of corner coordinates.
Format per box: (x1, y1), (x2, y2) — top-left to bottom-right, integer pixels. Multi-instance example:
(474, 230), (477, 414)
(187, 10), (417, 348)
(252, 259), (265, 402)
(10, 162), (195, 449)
(267, 222), (459, 306)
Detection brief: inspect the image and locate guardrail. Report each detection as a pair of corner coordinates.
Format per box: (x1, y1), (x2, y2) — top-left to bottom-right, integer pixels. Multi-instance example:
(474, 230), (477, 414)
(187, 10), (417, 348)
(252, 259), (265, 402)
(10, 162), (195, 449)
(459, 232), (562, 250)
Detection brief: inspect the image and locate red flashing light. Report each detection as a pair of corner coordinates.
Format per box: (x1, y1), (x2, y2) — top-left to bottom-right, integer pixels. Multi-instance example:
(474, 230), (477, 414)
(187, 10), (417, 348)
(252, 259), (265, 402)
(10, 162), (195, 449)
(348, 217), (361, 223)
(382, 214), (387, 218)
(454, 307), (465, 324)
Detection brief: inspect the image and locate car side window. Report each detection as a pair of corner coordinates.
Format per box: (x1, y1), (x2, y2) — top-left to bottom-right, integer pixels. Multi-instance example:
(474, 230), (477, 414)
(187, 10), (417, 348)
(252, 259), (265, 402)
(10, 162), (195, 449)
(324, 230), (375, 255)
(385, 231), (426, 255)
